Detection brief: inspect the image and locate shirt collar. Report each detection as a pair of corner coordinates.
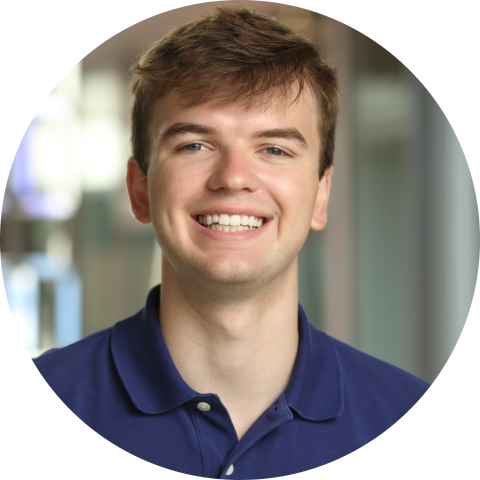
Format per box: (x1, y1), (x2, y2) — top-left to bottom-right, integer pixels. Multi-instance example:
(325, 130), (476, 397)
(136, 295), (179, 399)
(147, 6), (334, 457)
(111, 285), (344, 420)
(111, 285), (198, 414)
(284, 304), (344, 421)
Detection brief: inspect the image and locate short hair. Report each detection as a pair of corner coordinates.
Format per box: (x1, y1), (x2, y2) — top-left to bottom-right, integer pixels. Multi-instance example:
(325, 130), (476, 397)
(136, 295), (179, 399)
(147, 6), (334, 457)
(130, 5), (339, 179)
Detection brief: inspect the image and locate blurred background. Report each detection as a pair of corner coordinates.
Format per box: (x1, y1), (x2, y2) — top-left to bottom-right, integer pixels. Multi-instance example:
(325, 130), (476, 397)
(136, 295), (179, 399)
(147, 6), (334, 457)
(1, 1), (478, 384)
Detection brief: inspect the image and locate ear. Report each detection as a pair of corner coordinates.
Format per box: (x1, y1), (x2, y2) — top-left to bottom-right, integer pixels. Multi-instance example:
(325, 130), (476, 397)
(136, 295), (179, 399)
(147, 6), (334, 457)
(310, 166), (333, 231)
(126, 157), (151, 224)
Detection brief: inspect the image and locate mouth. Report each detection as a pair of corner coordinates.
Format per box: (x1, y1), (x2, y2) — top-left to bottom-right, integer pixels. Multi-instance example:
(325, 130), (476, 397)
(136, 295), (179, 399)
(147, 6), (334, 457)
(195, 213), (266, 232)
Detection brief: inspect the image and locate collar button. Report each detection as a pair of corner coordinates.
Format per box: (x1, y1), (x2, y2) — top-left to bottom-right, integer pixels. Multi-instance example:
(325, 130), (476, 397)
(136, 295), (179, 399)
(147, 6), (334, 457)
(197, 401), (211, 412)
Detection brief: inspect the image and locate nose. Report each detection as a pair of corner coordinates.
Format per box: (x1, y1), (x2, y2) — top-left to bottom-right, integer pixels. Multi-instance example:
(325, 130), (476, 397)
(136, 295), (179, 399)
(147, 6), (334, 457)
(207, 147), (260, 193)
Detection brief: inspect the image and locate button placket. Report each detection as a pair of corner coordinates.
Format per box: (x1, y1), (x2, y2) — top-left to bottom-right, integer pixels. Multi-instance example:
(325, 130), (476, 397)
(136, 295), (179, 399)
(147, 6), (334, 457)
(219, 394), (294, 478)
(190, 396), (239, 478)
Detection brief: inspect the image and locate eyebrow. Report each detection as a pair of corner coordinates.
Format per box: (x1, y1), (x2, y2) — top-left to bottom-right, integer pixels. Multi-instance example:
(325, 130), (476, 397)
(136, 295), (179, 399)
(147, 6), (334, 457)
(252, 128), (309, 149)
(158, 123), (308, 149)
(159, 122), (217, 143)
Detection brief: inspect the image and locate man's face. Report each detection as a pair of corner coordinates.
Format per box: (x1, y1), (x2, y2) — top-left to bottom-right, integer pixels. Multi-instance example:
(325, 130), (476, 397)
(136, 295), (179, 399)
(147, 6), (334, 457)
(127, 90), (332, 292)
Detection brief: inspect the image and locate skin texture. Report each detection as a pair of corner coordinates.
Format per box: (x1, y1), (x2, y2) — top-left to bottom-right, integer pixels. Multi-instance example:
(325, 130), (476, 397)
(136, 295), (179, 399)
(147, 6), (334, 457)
(126, 90), (332, 440)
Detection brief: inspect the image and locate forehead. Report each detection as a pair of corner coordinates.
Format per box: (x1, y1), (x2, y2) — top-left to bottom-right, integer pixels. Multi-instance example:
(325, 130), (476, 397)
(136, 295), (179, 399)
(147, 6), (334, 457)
(149, 88), (320, 143)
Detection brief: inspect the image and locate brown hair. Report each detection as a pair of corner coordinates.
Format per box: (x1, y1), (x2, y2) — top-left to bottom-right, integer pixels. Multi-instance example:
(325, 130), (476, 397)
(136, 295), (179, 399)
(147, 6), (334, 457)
(130, 5), (339, 178)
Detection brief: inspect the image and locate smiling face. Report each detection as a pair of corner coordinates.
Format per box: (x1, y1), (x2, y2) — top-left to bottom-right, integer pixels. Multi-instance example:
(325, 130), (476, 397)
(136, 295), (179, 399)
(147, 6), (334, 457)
(127, 90), (332, 294)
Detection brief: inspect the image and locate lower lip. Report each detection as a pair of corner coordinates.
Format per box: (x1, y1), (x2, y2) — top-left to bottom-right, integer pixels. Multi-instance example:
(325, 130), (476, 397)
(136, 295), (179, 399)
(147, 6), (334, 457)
(190, 216), (269, 241)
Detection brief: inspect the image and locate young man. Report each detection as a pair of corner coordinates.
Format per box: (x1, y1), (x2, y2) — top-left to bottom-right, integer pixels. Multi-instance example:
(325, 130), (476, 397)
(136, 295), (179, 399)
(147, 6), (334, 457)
(34, 6), (429, 478)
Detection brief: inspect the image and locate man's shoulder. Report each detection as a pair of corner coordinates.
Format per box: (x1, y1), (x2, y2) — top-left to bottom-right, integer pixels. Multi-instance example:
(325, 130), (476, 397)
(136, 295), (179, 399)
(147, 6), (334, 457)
(321, 330), (429, 411)
(32, 317), (144, 421)
(33, 326), (113, 382)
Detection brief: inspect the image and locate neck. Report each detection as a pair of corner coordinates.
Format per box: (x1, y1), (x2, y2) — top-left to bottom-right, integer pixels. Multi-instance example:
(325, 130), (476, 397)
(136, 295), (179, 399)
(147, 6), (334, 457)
(158, 257), (300, 440)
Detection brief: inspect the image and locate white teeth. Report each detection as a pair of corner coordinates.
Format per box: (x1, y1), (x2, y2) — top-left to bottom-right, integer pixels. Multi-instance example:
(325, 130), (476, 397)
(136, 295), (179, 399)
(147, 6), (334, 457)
(218, 214), (229, 226)
(229, 215), (241, 226)
(197, 213), (265, 230)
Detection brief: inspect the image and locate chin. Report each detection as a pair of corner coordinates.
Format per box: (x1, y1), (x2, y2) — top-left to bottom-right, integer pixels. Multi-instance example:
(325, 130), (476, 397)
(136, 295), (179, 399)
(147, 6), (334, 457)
(182, 257), (268, 293)
(200, 261), (261, 285)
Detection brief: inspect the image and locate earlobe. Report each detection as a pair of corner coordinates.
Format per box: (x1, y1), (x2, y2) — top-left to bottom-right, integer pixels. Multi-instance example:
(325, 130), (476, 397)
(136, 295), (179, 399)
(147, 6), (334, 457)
(126, 157), (152, 224)
(310, 167), (333, 231)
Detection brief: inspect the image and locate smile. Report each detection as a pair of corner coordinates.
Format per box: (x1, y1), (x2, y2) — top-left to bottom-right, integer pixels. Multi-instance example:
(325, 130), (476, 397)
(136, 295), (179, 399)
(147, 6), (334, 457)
(196, 214), (265, 232)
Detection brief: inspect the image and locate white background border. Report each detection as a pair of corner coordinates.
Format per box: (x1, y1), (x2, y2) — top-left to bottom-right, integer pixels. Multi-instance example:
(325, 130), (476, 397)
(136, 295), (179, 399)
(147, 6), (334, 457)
(1, 1), (478, 478)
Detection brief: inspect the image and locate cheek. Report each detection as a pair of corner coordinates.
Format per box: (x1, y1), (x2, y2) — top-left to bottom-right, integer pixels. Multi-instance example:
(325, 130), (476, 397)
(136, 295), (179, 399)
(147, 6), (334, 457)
(149, 161), (205, 212)
(266, 168), (318, 217)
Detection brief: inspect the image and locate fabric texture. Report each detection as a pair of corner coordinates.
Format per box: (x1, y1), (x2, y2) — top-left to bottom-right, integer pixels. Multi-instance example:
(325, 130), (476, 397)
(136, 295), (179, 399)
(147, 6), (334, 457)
(34, 285), (429, 479)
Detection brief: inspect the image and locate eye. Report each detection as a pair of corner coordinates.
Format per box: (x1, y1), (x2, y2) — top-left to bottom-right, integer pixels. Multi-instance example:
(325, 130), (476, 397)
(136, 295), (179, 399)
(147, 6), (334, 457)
(262, 147), (289, 156)
(182, 143), (208, 152)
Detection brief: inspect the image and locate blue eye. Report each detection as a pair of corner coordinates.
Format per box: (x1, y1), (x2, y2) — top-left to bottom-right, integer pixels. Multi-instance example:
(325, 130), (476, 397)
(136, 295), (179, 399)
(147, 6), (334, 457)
(184, 143), (205, 151)
(265, 147), (285, 155)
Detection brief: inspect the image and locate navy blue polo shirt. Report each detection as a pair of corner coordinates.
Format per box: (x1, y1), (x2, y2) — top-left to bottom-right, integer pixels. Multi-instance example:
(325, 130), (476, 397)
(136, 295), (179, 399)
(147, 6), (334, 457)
(34, 286), (428, 478)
